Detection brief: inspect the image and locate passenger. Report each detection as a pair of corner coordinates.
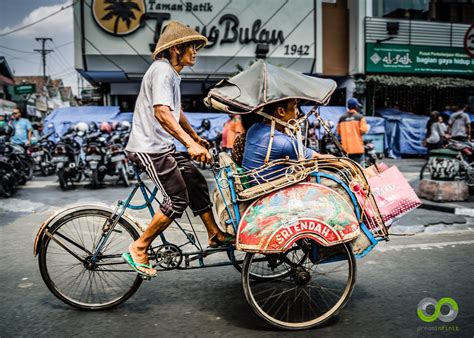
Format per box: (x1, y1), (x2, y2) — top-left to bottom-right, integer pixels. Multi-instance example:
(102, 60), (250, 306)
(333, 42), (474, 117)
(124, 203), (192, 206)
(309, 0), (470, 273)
(242, 99), (332, 180)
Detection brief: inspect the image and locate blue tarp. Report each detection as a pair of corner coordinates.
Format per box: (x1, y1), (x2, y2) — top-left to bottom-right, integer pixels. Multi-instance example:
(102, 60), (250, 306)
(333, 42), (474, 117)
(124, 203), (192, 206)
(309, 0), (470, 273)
(174, 112), (229, 152)
(376, 108), (429, 158)
(44, 106), (132, 138)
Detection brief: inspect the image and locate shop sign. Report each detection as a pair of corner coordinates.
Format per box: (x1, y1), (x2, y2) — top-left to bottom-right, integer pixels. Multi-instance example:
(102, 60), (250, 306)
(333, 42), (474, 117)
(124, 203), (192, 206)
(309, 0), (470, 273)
(89, 0), (315, 58)
(14, 84), (36, 95)
(366, 43), (474, 75)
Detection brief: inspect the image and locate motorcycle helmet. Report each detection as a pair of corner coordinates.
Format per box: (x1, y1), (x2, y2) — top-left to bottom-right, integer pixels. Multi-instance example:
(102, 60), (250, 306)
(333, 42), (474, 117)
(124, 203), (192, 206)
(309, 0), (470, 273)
(120, 121), (131, 131)
(201, 119), (211, 131)
(75, 122), (89, 133)
(100, 121), (112, 133)
(30, 137), (38, 146)
(88, 121), (98, 132)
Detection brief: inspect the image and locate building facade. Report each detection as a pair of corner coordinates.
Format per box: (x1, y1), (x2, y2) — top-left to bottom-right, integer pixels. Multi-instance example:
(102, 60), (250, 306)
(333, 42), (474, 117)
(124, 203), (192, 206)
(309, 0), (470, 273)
(73, 0), (474, 115)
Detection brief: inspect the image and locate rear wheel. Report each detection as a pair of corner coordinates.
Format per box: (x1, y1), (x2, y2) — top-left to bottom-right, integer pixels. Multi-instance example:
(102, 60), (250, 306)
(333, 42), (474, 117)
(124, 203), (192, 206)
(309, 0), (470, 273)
(242, 241), (356, 330)
(57, 168), (68, 190)
(38, 208), (143, 310)
(119, 162), (130, 187)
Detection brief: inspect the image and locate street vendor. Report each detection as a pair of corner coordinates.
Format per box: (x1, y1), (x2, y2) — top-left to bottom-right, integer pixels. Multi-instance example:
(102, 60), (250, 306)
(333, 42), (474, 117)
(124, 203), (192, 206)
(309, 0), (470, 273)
(242, 99), (333, 176)
(124, 21), (234, 278)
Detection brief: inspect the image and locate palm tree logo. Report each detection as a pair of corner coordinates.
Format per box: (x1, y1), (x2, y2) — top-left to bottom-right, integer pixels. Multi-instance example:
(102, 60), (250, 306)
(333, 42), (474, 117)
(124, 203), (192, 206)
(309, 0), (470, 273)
(92, 0), (145, 36)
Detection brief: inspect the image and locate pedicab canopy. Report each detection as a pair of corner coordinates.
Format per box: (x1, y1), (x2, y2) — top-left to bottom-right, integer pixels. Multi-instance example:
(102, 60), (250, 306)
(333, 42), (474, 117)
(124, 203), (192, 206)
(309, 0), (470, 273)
(204, 60), (337, 114)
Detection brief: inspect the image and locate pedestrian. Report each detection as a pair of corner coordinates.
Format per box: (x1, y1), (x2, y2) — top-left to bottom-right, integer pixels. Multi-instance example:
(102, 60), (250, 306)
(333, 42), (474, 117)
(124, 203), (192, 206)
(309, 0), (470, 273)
(221, 114), (244, 153)
(424, 110), (446, 151)
(123, 21), (234, 278)
(337, 98), (369, 164)
(10, 107), (32, 146)
(448, 104), (471, 142)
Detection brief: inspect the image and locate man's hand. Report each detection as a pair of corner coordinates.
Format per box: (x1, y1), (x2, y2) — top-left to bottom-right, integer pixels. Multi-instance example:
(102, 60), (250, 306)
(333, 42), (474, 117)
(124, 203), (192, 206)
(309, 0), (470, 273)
(197, 137), (211, 149)
(187, 141), (211, 164)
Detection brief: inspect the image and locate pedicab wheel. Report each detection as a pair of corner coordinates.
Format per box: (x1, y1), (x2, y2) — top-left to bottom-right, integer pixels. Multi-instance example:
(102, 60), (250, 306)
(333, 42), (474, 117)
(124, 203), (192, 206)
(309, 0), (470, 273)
(242, 241), (356, 330)
(38, 209), (143, 310)
(228, 245), (305, 281)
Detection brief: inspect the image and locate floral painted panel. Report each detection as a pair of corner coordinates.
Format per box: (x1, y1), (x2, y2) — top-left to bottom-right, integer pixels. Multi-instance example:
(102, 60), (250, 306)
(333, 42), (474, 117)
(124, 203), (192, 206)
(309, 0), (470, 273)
(237, 183), (360, 252)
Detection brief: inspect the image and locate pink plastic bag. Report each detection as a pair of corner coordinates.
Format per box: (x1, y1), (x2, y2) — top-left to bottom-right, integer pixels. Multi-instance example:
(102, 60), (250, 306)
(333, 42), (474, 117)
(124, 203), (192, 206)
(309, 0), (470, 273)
(367, 166), (421, 224)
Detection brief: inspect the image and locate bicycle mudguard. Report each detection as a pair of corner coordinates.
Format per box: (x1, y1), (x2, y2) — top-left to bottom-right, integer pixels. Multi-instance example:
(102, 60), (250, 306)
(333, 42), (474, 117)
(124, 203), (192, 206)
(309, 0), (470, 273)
(236, 182), (360, 253)
(33, 203), (143, 256)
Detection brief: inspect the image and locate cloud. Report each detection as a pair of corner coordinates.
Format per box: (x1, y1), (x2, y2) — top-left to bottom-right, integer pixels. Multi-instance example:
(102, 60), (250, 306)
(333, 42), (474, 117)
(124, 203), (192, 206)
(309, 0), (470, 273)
(0, 1), (82, 94)
(0, 1), (73, 38)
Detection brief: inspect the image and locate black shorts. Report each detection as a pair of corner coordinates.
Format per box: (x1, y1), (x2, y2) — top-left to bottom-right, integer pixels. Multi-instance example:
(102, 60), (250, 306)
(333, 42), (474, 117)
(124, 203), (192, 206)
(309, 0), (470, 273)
(127, 150), (212, 220)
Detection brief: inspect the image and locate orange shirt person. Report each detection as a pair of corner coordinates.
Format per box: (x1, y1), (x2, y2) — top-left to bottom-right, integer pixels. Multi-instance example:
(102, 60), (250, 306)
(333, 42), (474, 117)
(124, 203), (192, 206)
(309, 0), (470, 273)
(337, 98), (369, 164)
(221, 114), (244, 153)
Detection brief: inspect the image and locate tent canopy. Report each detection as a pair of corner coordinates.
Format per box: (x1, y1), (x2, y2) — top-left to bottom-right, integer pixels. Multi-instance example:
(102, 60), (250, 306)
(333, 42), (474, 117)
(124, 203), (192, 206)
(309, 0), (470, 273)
(205, 60), (337, 114)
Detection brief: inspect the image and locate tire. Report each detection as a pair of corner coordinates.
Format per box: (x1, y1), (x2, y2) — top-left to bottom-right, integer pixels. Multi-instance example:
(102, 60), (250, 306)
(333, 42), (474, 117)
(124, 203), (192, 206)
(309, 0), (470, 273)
(91, 168), (101, 189)
(242, 241), (356, 330)
(22, 158), (34, 180)
(58, 168), (68, 190)
(38, 208), (143, 310)
(119, 162), (130, 187)
(0, 175), (16, 197)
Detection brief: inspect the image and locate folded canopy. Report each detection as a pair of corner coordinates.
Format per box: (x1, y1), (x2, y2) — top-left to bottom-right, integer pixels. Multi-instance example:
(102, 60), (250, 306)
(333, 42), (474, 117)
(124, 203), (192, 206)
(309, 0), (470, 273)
(204, 60), (337, 114)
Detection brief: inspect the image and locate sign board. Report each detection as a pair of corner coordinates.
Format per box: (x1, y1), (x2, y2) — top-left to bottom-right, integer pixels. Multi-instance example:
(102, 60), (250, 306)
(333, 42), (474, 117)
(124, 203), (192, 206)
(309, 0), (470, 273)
(14, 84), (36, 95)
(79, 0), (319, 74)
(366, 43), (474, 75)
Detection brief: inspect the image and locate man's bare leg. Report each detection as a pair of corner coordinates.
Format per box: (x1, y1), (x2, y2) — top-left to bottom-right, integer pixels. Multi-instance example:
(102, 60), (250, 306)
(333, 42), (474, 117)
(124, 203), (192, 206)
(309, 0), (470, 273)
(129, 210), (172, 275)
(199, 209), (235, 245)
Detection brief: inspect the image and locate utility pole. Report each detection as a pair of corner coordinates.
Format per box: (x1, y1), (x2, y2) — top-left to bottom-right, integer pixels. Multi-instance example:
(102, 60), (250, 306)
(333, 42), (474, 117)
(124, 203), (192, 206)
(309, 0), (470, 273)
(34, 37), (53, 79)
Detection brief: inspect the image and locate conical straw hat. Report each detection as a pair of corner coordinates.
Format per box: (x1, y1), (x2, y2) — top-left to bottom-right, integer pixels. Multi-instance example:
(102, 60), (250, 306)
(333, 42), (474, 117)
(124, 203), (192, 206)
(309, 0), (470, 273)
(152, 21), (208, 60)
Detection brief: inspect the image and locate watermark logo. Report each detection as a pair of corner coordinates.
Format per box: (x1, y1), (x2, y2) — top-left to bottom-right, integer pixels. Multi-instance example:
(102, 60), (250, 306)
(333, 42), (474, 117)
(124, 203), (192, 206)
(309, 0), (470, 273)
(417, 297), (459, 323)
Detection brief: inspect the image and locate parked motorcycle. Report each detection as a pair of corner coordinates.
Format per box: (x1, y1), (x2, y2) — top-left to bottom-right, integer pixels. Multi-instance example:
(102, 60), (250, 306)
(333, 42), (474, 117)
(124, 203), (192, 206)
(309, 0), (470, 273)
(362, 139), (377, 168)
(420, 139), (474, 188)
(27, 132), (55, 176)
(83, 130), (108, 189)
(53, 129), (84, 190)
(0, 140), (18, 197)
(104, 132), (130, 187)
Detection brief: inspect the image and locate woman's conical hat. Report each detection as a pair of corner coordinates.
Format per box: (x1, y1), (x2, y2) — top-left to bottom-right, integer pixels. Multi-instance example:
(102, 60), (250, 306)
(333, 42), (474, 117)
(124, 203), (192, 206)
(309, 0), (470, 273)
(152, 21), (208, 60)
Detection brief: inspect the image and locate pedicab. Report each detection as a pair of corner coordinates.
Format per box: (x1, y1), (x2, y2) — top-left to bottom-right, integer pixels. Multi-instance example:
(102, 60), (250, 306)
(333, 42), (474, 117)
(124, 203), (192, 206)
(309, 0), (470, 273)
(34, 60), (392, 330)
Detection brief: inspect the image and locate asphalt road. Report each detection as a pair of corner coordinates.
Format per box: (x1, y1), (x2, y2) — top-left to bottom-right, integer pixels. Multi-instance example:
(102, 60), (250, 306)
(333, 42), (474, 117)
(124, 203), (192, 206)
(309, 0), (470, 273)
(1, 170), (473, 337)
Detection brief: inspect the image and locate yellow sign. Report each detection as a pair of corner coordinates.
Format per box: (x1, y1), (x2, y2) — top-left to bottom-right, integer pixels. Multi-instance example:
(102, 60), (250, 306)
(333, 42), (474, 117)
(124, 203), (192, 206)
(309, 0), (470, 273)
(92, 0), (145, 36)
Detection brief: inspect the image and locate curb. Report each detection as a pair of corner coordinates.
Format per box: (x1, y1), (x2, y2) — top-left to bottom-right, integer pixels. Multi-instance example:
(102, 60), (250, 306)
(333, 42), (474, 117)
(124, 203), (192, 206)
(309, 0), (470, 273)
(419, 203), (474, 217)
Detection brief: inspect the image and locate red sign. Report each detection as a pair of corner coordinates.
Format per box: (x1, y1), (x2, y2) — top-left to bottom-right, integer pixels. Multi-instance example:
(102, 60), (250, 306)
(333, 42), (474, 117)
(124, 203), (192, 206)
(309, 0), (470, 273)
(464, 24), (474, 58)
(272, 219), (339, 246)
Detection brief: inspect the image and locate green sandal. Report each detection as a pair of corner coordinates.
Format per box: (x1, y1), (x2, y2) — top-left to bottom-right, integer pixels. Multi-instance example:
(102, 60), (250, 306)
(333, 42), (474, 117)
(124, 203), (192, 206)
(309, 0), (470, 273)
(208, 233), (235, 248)
(122, 252), (157, 278)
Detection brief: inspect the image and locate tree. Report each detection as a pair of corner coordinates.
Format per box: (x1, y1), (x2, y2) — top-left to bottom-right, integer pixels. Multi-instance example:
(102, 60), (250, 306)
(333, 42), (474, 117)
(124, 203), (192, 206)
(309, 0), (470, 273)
(101, 0), (140, 34)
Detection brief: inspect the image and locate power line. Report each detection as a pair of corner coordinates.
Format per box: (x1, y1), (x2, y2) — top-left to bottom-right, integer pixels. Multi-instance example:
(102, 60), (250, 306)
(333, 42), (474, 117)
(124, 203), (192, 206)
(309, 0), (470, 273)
(0, 2), (76, 37)
(0, 45), (35, 54)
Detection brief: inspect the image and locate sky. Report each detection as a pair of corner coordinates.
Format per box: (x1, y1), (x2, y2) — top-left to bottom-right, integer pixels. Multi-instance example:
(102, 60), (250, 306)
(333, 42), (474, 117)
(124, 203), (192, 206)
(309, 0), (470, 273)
(0, 0), (83, 96)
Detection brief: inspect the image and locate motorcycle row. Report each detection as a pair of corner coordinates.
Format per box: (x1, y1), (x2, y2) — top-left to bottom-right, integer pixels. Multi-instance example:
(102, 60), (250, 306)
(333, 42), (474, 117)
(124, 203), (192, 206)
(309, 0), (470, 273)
(0, 121), (134, 198)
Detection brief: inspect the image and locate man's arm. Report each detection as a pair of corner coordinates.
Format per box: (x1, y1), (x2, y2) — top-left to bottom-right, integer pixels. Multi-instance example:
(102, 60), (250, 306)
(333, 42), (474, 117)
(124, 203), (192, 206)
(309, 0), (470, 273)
(179, 110), (211, 149)
(154, 105), (210, 163)
(360, 117), (369, 135)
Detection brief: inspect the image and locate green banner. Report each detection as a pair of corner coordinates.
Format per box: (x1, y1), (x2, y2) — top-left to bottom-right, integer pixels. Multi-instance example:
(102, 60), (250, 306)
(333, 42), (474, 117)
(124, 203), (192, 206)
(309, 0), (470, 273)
(14, 84), (36, 95)
(366, 43), (474, 75)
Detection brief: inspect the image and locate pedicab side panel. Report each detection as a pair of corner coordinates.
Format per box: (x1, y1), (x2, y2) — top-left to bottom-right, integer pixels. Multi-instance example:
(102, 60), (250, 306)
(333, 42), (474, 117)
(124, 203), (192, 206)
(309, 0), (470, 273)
(236, 183), (360, 253)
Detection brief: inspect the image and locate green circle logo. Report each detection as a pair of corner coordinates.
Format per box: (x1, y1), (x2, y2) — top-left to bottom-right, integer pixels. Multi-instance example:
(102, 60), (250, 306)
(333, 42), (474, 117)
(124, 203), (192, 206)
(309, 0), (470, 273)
(417, 297), (459, 323)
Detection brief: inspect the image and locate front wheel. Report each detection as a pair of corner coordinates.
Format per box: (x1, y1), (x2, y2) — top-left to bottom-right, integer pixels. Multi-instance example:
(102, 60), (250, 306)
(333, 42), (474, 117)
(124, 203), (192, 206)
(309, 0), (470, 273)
(38, 208), (143, 310)
(242, 241), (356, 330)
